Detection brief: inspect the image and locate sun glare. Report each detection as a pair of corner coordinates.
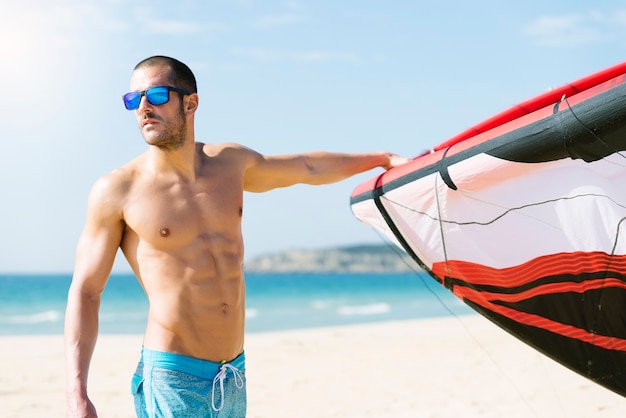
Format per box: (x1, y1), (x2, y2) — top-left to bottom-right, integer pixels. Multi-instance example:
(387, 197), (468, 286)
(0, 4), (85, 111)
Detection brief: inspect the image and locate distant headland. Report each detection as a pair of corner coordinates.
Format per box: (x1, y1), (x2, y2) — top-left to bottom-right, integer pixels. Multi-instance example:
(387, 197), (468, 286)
(244, 243), (419, 273)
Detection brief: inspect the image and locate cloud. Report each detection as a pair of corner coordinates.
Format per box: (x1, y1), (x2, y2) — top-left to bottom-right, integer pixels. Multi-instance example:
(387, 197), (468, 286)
(292, 51), (359, 63)
(129, 7), (229, 35)
(523, 13), (603, 46)
(231, 47), (284, 61)
(141, 18), (229, 35)
(231, 47), (360, 63)
(284, 1), (307, 12)
(523, 10), (626, 47)
(611, 10), (626, 27)
(254, 13), (306, 28)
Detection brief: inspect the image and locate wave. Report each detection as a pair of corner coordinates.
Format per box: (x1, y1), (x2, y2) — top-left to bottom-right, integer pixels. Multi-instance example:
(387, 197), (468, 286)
(311, 299), (335, 310)
(246, 308), (259, 319)
(337, 303), (391, 316)
(0, 310), (63, 324)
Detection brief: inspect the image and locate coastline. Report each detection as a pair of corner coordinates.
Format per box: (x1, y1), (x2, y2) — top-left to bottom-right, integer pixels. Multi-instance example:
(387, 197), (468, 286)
(2, 316), (624, 417)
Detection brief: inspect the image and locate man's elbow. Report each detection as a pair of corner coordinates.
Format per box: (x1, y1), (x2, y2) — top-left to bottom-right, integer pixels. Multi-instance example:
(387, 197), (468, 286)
(67, 280), (104, 306)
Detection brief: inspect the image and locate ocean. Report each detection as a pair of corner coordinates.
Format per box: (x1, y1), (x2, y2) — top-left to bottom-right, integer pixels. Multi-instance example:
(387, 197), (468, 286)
(0, 272), (474, 336)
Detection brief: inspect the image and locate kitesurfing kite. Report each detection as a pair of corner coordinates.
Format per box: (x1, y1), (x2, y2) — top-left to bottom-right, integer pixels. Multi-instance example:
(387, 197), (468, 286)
(350, 61), (626, 397)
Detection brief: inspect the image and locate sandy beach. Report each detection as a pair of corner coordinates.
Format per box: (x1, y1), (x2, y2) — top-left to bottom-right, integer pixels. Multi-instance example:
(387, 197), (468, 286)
(1, 315), (624, 417)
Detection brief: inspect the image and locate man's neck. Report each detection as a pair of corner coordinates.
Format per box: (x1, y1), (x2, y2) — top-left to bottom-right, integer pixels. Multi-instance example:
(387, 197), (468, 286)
(146, 139), (198, 181)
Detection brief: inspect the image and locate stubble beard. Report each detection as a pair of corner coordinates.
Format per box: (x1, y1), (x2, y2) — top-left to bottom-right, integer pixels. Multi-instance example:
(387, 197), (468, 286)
(143, 109), (187, 152)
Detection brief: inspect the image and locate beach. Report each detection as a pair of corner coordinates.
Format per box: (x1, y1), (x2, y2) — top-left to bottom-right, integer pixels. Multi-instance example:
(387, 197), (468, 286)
(1, 316), (624, 418)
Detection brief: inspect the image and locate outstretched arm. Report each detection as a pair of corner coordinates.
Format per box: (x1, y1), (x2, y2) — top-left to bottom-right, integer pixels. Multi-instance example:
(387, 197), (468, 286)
(244, 150), (409, 192)
(65, 176), (124, 418)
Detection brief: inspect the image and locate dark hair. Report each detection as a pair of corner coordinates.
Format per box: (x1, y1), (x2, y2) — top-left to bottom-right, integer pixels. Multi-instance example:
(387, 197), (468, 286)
(134, 56), (197, 93)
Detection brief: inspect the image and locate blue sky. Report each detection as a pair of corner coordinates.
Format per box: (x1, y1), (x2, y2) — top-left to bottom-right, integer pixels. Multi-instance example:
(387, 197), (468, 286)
(2, 1), (626, 273)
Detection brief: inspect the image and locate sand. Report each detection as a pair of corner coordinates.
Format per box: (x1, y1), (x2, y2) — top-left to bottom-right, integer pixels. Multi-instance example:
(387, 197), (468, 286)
(1, 316), (624, 417)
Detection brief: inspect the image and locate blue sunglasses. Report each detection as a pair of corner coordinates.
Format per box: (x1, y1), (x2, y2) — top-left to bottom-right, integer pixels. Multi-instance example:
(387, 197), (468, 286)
(123, 86), (191, 110)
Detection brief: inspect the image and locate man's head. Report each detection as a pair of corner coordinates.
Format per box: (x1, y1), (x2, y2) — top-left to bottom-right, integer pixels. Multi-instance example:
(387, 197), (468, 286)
(127, 56), (199, 151)
(134, 56), (197, 95)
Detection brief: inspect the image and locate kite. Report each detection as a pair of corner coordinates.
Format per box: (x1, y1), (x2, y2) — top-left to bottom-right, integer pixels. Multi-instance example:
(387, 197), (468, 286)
(350, 61), (626, 396)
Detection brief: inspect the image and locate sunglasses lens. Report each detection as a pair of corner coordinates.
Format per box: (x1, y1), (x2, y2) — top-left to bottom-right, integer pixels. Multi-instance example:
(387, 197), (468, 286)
(123, 92), (141, 110)
(146, 87), (170, 106)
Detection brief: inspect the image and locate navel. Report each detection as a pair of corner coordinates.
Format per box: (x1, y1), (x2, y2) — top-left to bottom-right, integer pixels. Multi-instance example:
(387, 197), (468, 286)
(222, 303), (230, 314)
(159, 227), (170, 237)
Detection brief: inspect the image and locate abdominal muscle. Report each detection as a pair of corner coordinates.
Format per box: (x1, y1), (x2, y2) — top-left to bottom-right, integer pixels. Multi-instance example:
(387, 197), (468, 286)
(125, 237), (247, 363)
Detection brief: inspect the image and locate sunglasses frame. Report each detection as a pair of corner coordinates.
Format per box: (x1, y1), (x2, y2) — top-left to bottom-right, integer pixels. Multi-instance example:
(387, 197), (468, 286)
(123, 86), (192, 110)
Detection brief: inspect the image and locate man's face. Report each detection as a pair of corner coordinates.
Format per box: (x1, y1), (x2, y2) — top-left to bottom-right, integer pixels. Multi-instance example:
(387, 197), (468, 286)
(129, 65), (187, 150)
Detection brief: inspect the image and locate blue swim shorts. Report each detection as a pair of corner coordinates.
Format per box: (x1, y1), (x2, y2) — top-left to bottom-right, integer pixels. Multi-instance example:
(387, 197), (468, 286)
(131, 348), (246, 417)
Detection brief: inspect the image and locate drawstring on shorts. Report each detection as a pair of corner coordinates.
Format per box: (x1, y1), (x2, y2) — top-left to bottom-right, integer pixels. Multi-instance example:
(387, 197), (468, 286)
(211, 362), (244, 411)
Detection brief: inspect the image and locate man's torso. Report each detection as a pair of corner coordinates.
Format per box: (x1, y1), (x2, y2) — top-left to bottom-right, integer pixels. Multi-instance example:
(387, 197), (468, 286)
(117, 143), (250, 361)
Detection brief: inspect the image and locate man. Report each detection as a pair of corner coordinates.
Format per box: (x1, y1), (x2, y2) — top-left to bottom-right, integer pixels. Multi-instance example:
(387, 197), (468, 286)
(64, 55), (408, 417)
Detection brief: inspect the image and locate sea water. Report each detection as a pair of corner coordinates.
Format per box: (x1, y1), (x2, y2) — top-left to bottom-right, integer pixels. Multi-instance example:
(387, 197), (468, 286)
(0, 272), (473, 336)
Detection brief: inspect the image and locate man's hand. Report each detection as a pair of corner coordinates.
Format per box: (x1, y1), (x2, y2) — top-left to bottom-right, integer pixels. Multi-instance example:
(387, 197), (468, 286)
(383, 153), (411, 170)
(66, 394), (98, 418)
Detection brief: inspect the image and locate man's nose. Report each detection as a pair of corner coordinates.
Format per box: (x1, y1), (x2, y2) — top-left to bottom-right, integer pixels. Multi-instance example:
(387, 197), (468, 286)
(137, 94), (153, 112)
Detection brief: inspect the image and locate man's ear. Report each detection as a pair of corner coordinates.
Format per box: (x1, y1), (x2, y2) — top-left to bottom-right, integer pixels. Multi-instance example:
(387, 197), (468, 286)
(186, 93), (199, 113)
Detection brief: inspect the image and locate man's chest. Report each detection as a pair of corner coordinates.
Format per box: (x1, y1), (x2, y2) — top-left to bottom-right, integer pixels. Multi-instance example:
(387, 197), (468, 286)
(123, 178), (245, 247)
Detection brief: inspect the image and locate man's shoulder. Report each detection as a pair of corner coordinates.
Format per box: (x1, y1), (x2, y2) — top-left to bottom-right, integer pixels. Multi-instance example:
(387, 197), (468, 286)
(199, 142), (262, 162)
(90, 157), (143, 199)
(200, 141), (253, 154)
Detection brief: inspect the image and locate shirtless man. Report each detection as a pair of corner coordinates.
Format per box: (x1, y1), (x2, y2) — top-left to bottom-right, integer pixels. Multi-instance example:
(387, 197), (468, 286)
(64, 55), (408, 417)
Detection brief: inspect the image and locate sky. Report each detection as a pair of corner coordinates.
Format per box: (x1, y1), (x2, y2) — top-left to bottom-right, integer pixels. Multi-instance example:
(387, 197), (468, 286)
(2, 1), (626, 273)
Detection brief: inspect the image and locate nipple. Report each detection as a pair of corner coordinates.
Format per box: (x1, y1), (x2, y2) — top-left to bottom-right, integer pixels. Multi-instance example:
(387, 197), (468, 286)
(159, 227), (170, 237)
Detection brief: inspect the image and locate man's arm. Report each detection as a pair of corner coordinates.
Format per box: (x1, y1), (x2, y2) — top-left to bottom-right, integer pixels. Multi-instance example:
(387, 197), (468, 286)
(243, 150), (410, 192)
(65, 176), (125, 418)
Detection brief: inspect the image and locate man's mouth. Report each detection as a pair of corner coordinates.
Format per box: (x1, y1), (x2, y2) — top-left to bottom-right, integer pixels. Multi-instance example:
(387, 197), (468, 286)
(141, 116), (160, 128)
